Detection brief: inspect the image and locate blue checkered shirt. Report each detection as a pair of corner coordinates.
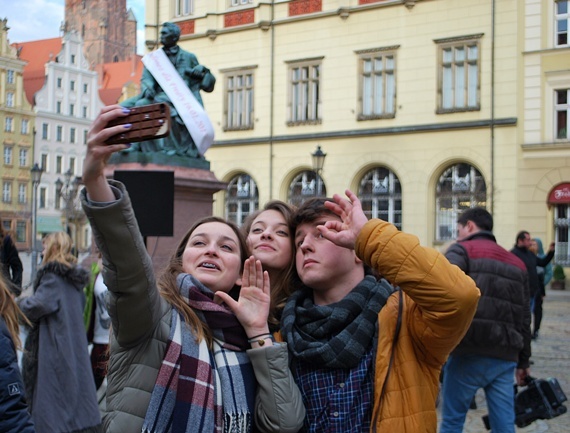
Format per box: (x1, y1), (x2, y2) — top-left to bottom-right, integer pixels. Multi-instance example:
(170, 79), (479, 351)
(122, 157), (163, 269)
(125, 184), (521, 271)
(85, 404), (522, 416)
(293, 347), (375, 432)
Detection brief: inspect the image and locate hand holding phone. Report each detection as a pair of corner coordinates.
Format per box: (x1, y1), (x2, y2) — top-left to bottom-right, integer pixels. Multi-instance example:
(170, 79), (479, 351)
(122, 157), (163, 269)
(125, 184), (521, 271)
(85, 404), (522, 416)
(106, 103), (171, 145)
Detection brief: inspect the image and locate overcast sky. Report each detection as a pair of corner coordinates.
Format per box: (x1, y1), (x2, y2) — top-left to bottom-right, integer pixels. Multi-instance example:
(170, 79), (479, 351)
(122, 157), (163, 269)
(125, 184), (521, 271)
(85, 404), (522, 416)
(2, 0), (145, 54)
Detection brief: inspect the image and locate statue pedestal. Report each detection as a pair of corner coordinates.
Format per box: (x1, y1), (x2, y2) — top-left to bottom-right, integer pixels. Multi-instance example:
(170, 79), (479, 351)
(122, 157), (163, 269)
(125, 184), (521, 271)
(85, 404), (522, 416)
(105, 162), (227, 274)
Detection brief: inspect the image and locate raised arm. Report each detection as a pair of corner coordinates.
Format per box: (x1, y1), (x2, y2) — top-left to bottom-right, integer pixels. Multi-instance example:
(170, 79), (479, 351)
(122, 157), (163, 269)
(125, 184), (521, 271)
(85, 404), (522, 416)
(83, 105), (132, 202)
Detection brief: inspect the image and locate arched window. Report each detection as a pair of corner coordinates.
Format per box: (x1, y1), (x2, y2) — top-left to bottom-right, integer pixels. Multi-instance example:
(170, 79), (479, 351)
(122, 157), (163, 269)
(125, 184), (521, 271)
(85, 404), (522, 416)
(288, 170), (327, 207)
(358, 167), (402, 230)
(225, 173), (258, 225)
(436, 163), (486, 242)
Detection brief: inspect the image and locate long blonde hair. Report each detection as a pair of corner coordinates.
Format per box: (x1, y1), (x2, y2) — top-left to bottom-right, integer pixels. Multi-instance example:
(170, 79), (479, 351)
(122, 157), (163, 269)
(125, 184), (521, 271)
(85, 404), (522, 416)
(0, 275), (30, 350)
(41, 231), (77, 266)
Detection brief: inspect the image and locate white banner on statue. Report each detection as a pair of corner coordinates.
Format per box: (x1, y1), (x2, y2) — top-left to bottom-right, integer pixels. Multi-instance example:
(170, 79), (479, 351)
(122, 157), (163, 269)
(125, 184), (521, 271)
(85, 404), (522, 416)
(142, 49), (214, 156)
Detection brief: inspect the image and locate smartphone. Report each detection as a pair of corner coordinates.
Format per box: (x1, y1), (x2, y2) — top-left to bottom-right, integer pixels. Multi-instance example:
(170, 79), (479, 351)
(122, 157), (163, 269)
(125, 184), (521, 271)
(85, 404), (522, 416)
(106, 103), (171, 145)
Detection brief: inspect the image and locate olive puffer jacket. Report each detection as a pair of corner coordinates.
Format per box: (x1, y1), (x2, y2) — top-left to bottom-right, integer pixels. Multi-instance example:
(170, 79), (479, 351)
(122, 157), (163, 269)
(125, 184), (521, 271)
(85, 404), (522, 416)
(81, 181), (304, 433)
(356, 220), (480, 433)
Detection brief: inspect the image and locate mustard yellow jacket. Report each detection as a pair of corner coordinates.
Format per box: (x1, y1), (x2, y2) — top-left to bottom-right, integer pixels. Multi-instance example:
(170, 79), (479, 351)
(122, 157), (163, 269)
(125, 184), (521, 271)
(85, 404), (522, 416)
(356, 220), (480, 433)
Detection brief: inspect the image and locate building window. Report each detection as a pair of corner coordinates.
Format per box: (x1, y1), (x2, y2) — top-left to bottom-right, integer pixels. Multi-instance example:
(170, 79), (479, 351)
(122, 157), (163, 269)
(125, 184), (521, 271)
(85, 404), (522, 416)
(225, 173), (258, 225)
(70, 127), (76, 143)
(69, 104), (75, 116)
(6, 92), (14, 107)
(287, 59), (322, 125)
(71, 54), (76, 64)
(39, 186), (47, 209)
(41, 153), (48, 172)
(70, 80), (75, 91)
(7, 69), (15, 84)
(5, 117), (13, 132)
(19, 149), (27, 167)
(358, 167), (402, 230)
(21, 119), (29, 134)
(57, 77), (62, 88)
(18, 184), (26, 204)
(357, 48), (397, 120)
(83, 129), (88, 144)
(69, 157), (76, 174)
(42, 123), (49, 139)
(556, 89), (569, 139)
(231, 0), (253, 6)
(82, 106), (88, 118)
(55, 186), (61, 210)
(556, 1), (569, 46)
(16, 221), (26, 242)
(83, 83), (88, 93)
(56, 125), (63, 142)
(435, 163), (487, 242)
(2, 182), (12, 203)
(554, 204), (570, 265)
(224, 69), (254, 130)
(176, 0), (193, 16)
(436, 35), (482, 113)
(288, 170), (327, 207)
(56, 155), (63, 174)
(57, 101), (62, 113)
(4, 146), (13, 165)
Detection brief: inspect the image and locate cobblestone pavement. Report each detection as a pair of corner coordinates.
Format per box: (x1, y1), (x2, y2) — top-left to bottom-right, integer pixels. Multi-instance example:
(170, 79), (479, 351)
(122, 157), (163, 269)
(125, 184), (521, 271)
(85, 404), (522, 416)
(437, 287), (570, 433)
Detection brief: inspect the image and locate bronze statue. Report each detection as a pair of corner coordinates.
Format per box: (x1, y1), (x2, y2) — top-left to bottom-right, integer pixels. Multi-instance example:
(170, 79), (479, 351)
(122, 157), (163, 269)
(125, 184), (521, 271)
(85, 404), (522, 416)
(121, 22), (215, 160)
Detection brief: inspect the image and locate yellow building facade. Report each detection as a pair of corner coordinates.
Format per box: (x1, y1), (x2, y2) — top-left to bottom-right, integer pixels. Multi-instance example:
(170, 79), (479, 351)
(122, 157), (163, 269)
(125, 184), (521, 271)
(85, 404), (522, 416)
(0, 18), (36, 251)
(143, 0), (569, 261)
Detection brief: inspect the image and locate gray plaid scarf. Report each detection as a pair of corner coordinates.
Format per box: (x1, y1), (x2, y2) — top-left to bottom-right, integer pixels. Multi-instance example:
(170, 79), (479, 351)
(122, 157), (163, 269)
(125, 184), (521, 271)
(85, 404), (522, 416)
(281, 276), (396, 369)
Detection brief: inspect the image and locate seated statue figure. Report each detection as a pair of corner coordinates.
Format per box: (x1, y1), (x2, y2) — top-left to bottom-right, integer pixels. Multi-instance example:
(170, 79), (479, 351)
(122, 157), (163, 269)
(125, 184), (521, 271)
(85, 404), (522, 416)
(122, 22), (215, 158)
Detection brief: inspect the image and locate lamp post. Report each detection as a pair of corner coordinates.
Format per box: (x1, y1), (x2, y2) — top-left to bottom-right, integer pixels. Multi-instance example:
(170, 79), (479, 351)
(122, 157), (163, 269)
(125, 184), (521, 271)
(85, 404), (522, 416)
(30, 163), (43, 282)
(311, 145), (327, 197)
(56, 169), (80, 243)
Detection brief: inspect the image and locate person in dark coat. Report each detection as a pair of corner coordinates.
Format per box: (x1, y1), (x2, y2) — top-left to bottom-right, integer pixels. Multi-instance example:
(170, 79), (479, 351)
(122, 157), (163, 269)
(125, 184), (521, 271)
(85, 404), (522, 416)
(511, 231), (555, 312)
(18, 232), (101, 433)
(0, 224), (23, 297)
(0, 274), (35, 433)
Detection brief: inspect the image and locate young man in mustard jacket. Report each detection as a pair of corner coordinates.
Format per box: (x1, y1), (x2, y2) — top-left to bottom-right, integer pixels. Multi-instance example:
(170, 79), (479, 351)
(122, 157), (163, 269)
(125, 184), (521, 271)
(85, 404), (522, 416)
(280, 190), (480, 433)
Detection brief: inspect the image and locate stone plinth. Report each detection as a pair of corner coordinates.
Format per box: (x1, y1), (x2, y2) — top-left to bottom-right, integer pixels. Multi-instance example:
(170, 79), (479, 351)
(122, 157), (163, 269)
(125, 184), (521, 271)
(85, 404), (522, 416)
(105, 162), (227, 274)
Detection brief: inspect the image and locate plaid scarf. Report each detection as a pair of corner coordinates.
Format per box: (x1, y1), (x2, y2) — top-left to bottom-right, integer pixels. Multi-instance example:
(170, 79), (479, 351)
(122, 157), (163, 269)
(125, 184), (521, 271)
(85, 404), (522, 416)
(281, 275), (396, 369)
(142, 274), (255, 433)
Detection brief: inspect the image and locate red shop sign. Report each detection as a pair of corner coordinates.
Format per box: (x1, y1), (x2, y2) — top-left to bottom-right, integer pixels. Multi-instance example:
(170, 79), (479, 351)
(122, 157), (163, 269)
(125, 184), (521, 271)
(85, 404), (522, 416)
(548, 183), (570, 204)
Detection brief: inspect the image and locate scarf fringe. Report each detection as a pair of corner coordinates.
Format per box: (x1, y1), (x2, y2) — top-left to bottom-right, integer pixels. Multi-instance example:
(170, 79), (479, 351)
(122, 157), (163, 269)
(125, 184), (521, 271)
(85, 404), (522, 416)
(223, 412), (252, 433)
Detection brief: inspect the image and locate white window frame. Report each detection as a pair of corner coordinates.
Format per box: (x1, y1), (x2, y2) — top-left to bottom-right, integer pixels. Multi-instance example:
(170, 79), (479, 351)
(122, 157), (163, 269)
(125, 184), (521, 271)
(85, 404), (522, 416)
(555, 88), (570, 139)
(436, 34), (482, 113)
(357, 47), (398, 120)
(21, 119), (29, 134)
(556, 0), (569, 47)
(6, 92), (14, 107)
(18, 184), (26, 204)
(5, 117), (13, 132)
(42, 123), (49, 139)
(225, 173), (258, 225)
(230, 0), (253, 6)
(223, 67), (255, 131)
(19, 148), (28, 167)
(41, 153), (48, 172)
(359, 167), (402, 230)
(7, 69), (15, 84)
(175, 0), (194, 16)
(287, 58), (323, 125)
(288, 170), (326, 207)
(56, 155), (63, 174)
(4, 146), (13, 165)
(39, 186), (47, 209)
(70, 127), (76, 143)
(435, 163), (487, 242)
(2, 182), (12, 203)
(56, 125), (63, 142)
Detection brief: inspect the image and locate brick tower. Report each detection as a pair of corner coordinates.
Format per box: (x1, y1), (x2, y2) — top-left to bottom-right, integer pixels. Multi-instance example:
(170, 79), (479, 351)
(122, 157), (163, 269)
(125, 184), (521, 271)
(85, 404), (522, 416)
(63, 0), (137, 68)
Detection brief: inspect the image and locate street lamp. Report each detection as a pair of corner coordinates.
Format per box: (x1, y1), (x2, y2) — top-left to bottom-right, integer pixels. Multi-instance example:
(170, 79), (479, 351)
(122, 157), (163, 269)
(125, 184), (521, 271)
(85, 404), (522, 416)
(311, 145), (327, 197)
(30, 163), (43, 282)
(56, 169), (80, 241)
